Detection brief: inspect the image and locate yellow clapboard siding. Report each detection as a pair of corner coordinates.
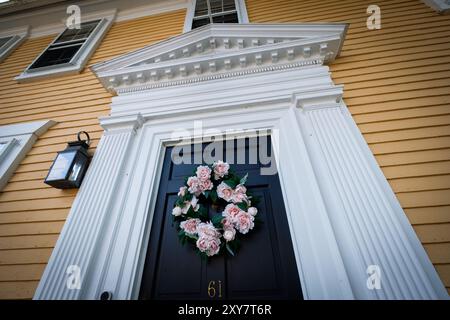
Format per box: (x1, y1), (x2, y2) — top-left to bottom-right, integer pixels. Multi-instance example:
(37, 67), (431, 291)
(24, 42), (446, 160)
(413, 224), (450, 244)
(381, 161), (450, 179)
(0, 281), (39, 299)
(0, 264), (46, 281)
(423, 243), (450, 264)
(389, 175), (450, 193)
(0, 248), (53, 265)
(377, 148), (450, 167)
(397, 189), (450, 208)
(246, 0), (450, 290)
(0, 209), (69, 225)
(369, 136), (450, 155)
(0, 234), (59, 250)
(405, 206), (450, 225)
(435, 265), (450, 287)
(365, 125), (450, 144)
(0, 221), (64, 237)
(0, 9), (186, 299)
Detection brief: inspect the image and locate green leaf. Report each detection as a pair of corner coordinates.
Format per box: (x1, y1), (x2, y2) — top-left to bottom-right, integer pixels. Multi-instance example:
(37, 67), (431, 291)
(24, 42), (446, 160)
(211, 214), (223, 228)
(239, 173), (248, 185)
(210, 189), (218, 202)
(223, 179), (237, 189)
(226, 243), (235, 256)
(237, 202), (248, 211)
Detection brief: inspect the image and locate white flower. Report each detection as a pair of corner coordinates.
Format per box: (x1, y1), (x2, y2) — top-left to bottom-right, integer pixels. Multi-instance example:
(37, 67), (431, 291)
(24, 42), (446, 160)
(172, 206), (182, 216)
(247, 207), (258, 216)
(223, 228), (236, 242)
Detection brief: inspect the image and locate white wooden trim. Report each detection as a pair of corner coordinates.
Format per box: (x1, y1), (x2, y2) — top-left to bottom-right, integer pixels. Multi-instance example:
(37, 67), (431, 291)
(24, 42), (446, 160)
(0, 25), (29, 63)
(0, 120), (56, 191)
(14, 10), (116, 82)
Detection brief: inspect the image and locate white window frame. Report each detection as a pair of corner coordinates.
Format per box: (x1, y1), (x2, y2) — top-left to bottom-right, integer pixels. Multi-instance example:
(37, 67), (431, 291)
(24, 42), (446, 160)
(15, 10), (116, 82)
(183, 0), (249, 32)
(422, 0), (450, 13)
(0, 120), (56, 191)
(0, 26), (29, 63)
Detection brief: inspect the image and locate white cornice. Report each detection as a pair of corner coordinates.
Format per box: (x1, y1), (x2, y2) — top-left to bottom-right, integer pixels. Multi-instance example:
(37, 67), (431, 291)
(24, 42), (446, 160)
(91, 23), (348, 95)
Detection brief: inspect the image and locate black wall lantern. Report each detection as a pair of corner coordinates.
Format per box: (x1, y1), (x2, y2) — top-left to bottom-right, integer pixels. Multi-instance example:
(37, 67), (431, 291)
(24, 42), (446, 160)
(45, 131), (91, 189)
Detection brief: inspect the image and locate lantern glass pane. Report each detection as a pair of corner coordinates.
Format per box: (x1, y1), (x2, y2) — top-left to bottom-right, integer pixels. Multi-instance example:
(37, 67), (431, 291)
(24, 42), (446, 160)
(47, 150), (76, 181)
(68, 158), (83, 182)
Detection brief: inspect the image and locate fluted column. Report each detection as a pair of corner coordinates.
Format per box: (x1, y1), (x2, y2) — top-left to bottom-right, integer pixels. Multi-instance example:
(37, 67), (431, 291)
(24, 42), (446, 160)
(294, 90), (448, 299)
(34, 114), (144, 300)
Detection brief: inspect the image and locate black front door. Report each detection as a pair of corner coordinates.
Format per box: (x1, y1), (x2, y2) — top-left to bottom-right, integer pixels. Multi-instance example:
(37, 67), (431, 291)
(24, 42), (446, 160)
(139, 137), (302, 300)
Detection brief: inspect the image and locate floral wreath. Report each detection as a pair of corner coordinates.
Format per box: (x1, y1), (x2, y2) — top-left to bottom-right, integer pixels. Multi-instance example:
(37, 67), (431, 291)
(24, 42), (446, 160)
(171, 160), (260, 258)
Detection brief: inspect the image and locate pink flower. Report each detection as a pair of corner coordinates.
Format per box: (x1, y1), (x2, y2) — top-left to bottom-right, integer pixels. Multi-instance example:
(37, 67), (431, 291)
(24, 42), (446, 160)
(222, 217), (233, 229)
(213, 160), (230, 180)
(180, 218), (201, 235)
(197, 222), (221, 238)
(178, 186), (187, 197)
(196, 165), (212, 182)
(222, 204), (242, 223)
(232, 184), (248, 204)
(217, 182), (233, 202)
(199, 179), (213, 193)
(223, 227), (236, 242)
(235, 211), (255, 234)
(187, 176), (201, 196)
(196, 235), (221, 256)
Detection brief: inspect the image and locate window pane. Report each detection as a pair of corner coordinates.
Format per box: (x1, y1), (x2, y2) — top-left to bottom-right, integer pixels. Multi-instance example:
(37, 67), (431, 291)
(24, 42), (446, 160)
(212, 12), (239, 24)
(192, 17), (211, 29)
(55, 20), (100, 43)
(0, 36), (12, 48)
(194, 0), (209, 16)
(210, 0), (236, 14)
(30, 44), (82, 69)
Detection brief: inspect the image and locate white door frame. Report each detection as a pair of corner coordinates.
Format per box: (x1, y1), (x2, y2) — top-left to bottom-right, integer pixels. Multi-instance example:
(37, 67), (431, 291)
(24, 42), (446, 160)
(34, 63), (448, 300)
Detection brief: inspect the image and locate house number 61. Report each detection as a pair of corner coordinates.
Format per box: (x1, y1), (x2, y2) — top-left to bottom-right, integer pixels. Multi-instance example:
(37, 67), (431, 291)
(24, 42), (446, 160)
(207, 280), (223, 298)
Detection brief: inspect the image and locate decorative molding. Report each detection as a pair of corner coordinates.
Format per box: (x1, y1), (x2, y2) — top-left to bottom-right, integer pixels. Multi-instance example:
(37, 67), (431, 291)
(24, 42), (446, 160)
(91, 23), (347, 95)
(99, 113), (145, 133)
(0, 120), (56, 191)
(293, 85), (343, 110)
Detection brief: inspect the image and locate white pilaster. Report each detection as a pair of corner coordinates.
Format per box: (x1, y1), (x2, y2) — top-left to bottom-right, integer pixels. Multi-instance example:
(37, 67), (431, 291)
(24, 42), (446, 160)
(295, 92), (449, 299)
(33, 114), (143, 300)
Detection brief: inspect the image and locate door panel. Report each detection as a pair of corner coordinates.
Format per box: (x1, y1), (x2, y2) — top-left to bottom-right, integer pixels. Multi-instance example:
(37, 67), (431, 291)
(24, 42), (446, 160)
(139, 138), (302, 300)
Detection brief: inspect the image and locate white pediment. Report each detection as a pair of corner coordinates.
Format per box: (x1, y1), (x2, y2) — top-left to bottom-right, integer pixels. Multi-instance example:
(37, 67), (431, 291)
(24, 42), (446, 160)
(91, 23), (348, 95)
